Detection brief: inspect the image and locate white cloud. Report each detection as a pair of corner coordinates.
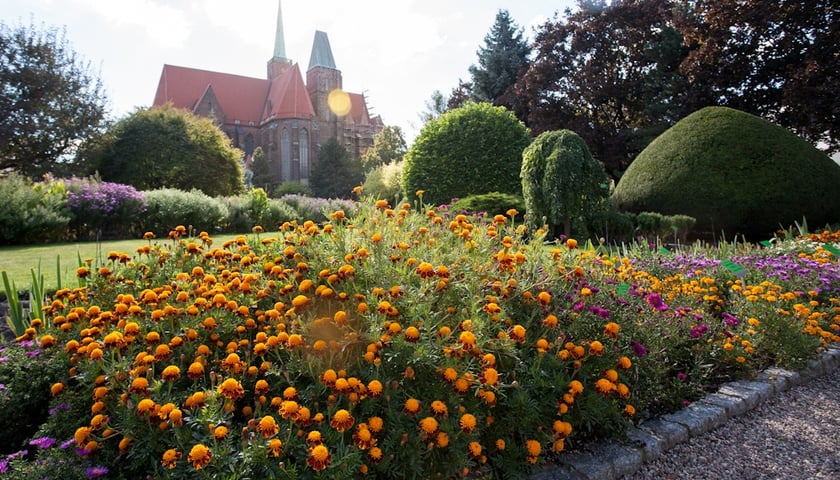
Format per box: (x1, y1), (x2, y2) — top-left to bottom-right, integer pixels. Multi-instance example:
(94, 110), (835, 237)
(69, 0), (193, 48)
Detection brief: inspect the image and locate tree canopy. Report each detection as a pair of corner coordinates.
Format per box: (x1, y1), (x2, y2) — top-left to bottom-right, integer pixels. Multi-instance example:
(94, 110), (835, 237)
(0, 19), (108, 179)
(89, 105), (244, 197)
(403, 102), (531, 206)
(361, 125), (407, 171)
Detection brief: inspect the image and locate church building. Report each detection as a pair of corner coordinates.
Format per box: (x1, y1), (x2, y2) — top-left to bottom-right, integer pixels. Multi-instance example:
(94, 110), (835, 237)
(152, 1), (383, 185)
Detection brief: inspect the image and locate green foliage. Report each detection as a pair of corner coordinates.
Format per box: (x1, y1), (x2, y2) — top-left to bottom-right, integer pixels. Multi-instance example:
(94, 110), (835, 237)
(64, 177), (147, 241)
(611, 107), (840, 240)
(279, 194), (357, 223)
(92, 105), (245, 197)
(0, 341), (71, 454)
(310, 138), (364, 199)
(403, 102), (531, 206)
(140, 188), (228, 235)
(0, 174), (70, 245)
(221, 189), (298, 232)
(361, 126), (407, 171)
(0, 19), (108, 179)
(521, 129), (610, 239)
(362, 161), (404, 202)
(450, 192), (525, 219)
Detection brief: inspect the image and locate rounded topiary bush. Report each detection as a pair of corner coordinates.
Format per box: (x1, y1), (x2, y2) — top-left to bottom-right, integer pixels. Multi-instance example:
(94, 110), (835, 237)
(403, 102), (531, 205)
(612, 107), (840, 239)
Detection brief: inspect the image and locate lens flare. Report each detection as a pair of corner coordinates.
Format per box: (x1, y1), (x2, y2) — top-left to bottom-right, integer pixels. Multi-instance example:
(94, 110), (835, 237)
(328, 89), (352, 116)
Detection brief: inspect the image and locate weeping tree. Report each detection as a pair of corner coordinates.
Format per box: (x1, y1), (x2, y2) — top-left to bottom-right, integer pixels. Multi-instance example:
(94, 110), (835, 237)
(521, 129), (609, 238)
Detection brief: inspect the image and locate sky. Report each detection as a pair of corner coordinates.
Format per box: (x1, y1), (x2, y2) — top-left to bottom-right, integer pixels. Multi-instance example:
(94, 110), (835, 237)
(4, 0), (577, 144)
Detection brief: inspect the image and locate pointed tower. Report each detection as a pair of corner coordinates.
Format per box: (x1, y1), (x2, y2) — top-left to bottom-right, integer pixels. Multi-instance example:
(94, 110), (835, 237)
(307, 30), (344, 139)
(267, 0), (292, 79)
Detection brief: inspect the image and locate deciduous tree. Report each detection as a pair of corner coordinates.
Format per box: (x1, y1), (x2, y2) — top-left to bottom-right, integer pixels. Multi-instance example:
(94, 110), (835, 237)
(0, 20), (108, 178)
(361, 126), (407, 170)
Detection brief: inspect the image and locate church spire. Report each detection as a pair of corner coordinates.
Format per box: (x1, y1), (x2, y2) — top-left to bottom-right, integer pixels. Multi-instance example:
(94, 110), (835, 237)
(273, 0), (287, 61)
(308, 30), (336, 70)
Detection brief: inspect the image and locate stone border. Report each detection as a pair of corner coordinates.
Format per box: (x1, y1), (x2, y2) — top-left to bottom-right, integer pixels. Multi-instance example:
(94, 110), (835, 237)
(532, 344), (840, 480)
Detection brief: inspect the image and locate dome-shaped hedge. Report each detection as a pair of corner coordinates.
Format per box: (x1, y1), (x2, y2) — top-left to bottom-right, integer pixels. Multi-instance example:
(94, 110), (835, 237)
(611, 107), (840, 239)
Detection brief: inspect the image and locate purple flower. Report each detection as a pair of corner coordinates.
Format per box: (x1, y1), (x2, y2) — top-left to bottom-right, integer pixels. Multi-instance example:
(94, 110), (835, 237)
(85, 466), (109, 478)
(0, 459), (8, 473)
(676, 372), (687, 380)
(49, 403), (72, 415)
(0, 355), (8, 363)
(722, 312), (740, 327)
(690, 324), (708, 338)
(60, 439), (75, 449)
(29, 437), (56, 449)
(25, 349), (42, 357)
(631, 340), (649, 357)
(646, 293), (669, 311)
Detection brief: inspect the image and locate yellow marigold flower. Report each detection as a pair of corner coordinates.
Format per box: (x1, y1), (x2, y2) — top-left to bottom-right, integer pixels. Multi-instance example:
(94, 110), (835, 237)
(161, 365), (181, 382)
(367, 380), (383, 397)
(565, 238), (578, 249)
(468, 441), (482, 458)
(90, 413), (107, 430)
(430, 400), (448, 417)
(403, 398), (421, 416)
(187, 443), (212, 470)
(161, 448), (181, 469)
(510, 324), (526, 342)
(416, 262), (435, 278)
(404, 326), (421, 343)
(307, 444), (331, 472)
(330, 409), (354, 432)
(526, 439), (541, 457)
(217, 378), (245, 400)
(258, 415), (279, 438)
(481, 368), (499, 386)
(589, 340), (604, 355)
(458, 330), (477, 349)
(213, 425), (229, 440)
(581, 287), (593, 296)
(617, 356), (632, 370)
(419, 416), (439, 435)
(267, 438), (283, 457)
(543, 314), (559, 328)
(459, 413), (477, 433)
(255, 379), (270, 395)
(184, 391), (206, 410)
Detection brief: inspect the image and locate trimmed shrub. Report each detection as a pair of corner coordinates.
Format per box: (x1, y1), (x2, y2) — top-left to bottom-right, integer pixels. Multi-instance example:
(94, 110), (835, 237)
(260, 199), (299, 230)
(141, 188), (228, 235)
(272, 181), (314, 199)
(65, 178), (146, 240)
(612, 106), (840, 240)
(403, 102), (531, 205)
(450, 192), (525, 219)
(0, 174), (69, 244)
(521, 130), (610, 238)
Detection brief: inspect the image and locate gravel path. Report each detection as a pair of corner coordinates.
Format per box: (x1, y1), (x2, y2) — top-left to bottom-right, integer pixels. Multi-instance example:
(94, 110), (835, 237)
(624, 366), (840, 480)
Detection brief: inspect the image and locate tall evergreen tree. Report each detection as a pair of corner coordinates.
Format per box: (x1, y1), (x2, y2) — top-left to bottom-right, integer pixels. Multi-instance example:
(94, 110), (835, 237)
(468, 10), (531, 112)
(310, 138), (363, 199)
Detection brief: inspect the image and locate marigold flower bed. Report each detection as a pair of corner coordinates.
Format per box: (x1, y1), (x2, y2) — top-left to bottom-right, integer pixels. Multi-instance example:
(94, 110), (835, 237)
(3, 200), (839, 479)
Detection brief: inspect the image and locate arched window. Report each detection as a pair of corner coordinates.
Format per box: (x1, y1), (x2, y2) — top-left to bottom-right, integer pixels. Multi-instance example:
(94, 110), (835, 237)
(299, 128), (309, 179)
(280, 128), (291, 181)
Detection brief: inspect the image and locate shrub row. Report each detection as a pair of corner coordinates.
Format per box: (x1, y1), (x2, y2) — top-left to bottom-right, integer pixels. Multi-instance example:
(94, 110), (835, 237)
(0, 175), (356, 244)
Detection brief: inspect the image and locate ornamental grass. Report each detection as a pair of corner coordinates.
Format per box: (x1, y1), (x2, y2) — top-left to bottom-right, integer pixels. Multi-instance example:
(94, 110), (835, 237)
(1, 197), (839, 479)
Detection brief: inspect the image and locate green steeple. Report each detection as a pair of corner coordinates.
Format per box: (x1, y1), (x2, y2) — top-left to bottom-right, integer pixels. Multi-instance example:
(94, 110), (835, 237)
(273, 0), (287, 60)
(308, 30), (336, 70)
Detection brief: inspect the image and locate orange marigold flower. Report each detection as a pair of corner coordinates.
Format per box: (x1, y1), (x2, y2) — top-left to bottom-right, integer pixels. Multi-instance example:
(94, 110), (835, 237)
(330, 409), (354, 432)
(136, 398), (156, 416)
(187, 443), (212, 470)
(267, 438), (283, 457)
(279, 400), (300, 420)
(443, 367), (458, 383)
(459, 413), (477, 433)
(306, 430), (323, 446)
(481, 368), (499, 386)
(430, 400), (448, 417)
(565, 238), (578, 249)
(368, 446), (383, 463)
(537, 291), (551, 305)
(213, 425), (229, 440)
(416, 262), (435, 278)
(51, 382), (65, 397)
(526, 439), (541, 457)
(217, 378), (245, 400)
(458, 330), (476, 349)
(553, 420), (572, 438)
(589, 340), (604, 356)
(604, 322), (620, 339)
(595, 378), (615, 395)
(161, 448), (181, 469)
(368, 416), (384, 433)
(568, 380), (584, 396)
(169, 408), (183, 426)
(624, 404), (636, 416)
(161, 365), (181, 381)
(353, 425), (377, 449)
(184, 391), (206, 410)
(367, 380), (383, 397)
(617, 356), (632, 370)
(404, 326), (420, 343)
(419, 416), (439, 437)
(468, 441), (482, 458)
(510, 324), (526, 342)
(255, 379), (270, 395)
(403, 398), (421, 416)
(307, 444), (331, 472)
(258, 415), (280, 438)
(454, 377), (470, 394)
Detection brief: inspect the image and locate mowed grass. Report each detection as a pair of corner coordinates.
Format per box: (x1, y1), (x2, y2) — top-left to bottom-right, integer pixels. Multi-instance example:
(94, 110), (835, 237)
(0, 234), (246, 294)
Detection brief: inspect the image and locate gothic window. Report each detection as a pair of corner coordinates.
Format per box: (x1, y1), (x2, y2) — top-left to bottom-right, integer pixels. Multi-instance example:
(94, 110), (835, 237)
(299, 128), (309, 179)
(244, 134), (255, 156)
(281, 128), (291, 181)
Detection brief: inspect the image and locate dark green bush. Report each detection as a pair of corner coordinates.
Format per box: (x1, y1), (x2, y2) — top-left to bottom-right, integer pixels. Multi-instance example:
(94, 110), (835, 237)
(588, 209), (637, 244)
(612, 106), (840, 240)
(403, 102), (531, 205)
(0, 174), (70, 245)
(279, 194), (357, 223)
(259, 199), (299, 230)
(141, 188), (228, 235)
(450, 192), (525, 219)
(271, 181), (314, 198)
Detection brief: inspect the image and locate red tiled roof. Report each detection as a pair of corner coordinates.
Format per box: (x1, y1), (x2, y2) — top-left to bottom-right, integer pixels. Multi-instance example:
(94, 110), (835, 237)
(153, 65), (268, 125)
(263, 63), (315, 121)
(347, 92), (370, 125)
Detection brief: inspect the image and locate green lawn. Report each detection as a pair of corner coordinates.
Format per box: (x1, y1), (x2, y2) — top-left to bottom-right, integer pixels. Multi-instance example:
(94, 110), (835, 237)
(0, 234), (245, 294)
